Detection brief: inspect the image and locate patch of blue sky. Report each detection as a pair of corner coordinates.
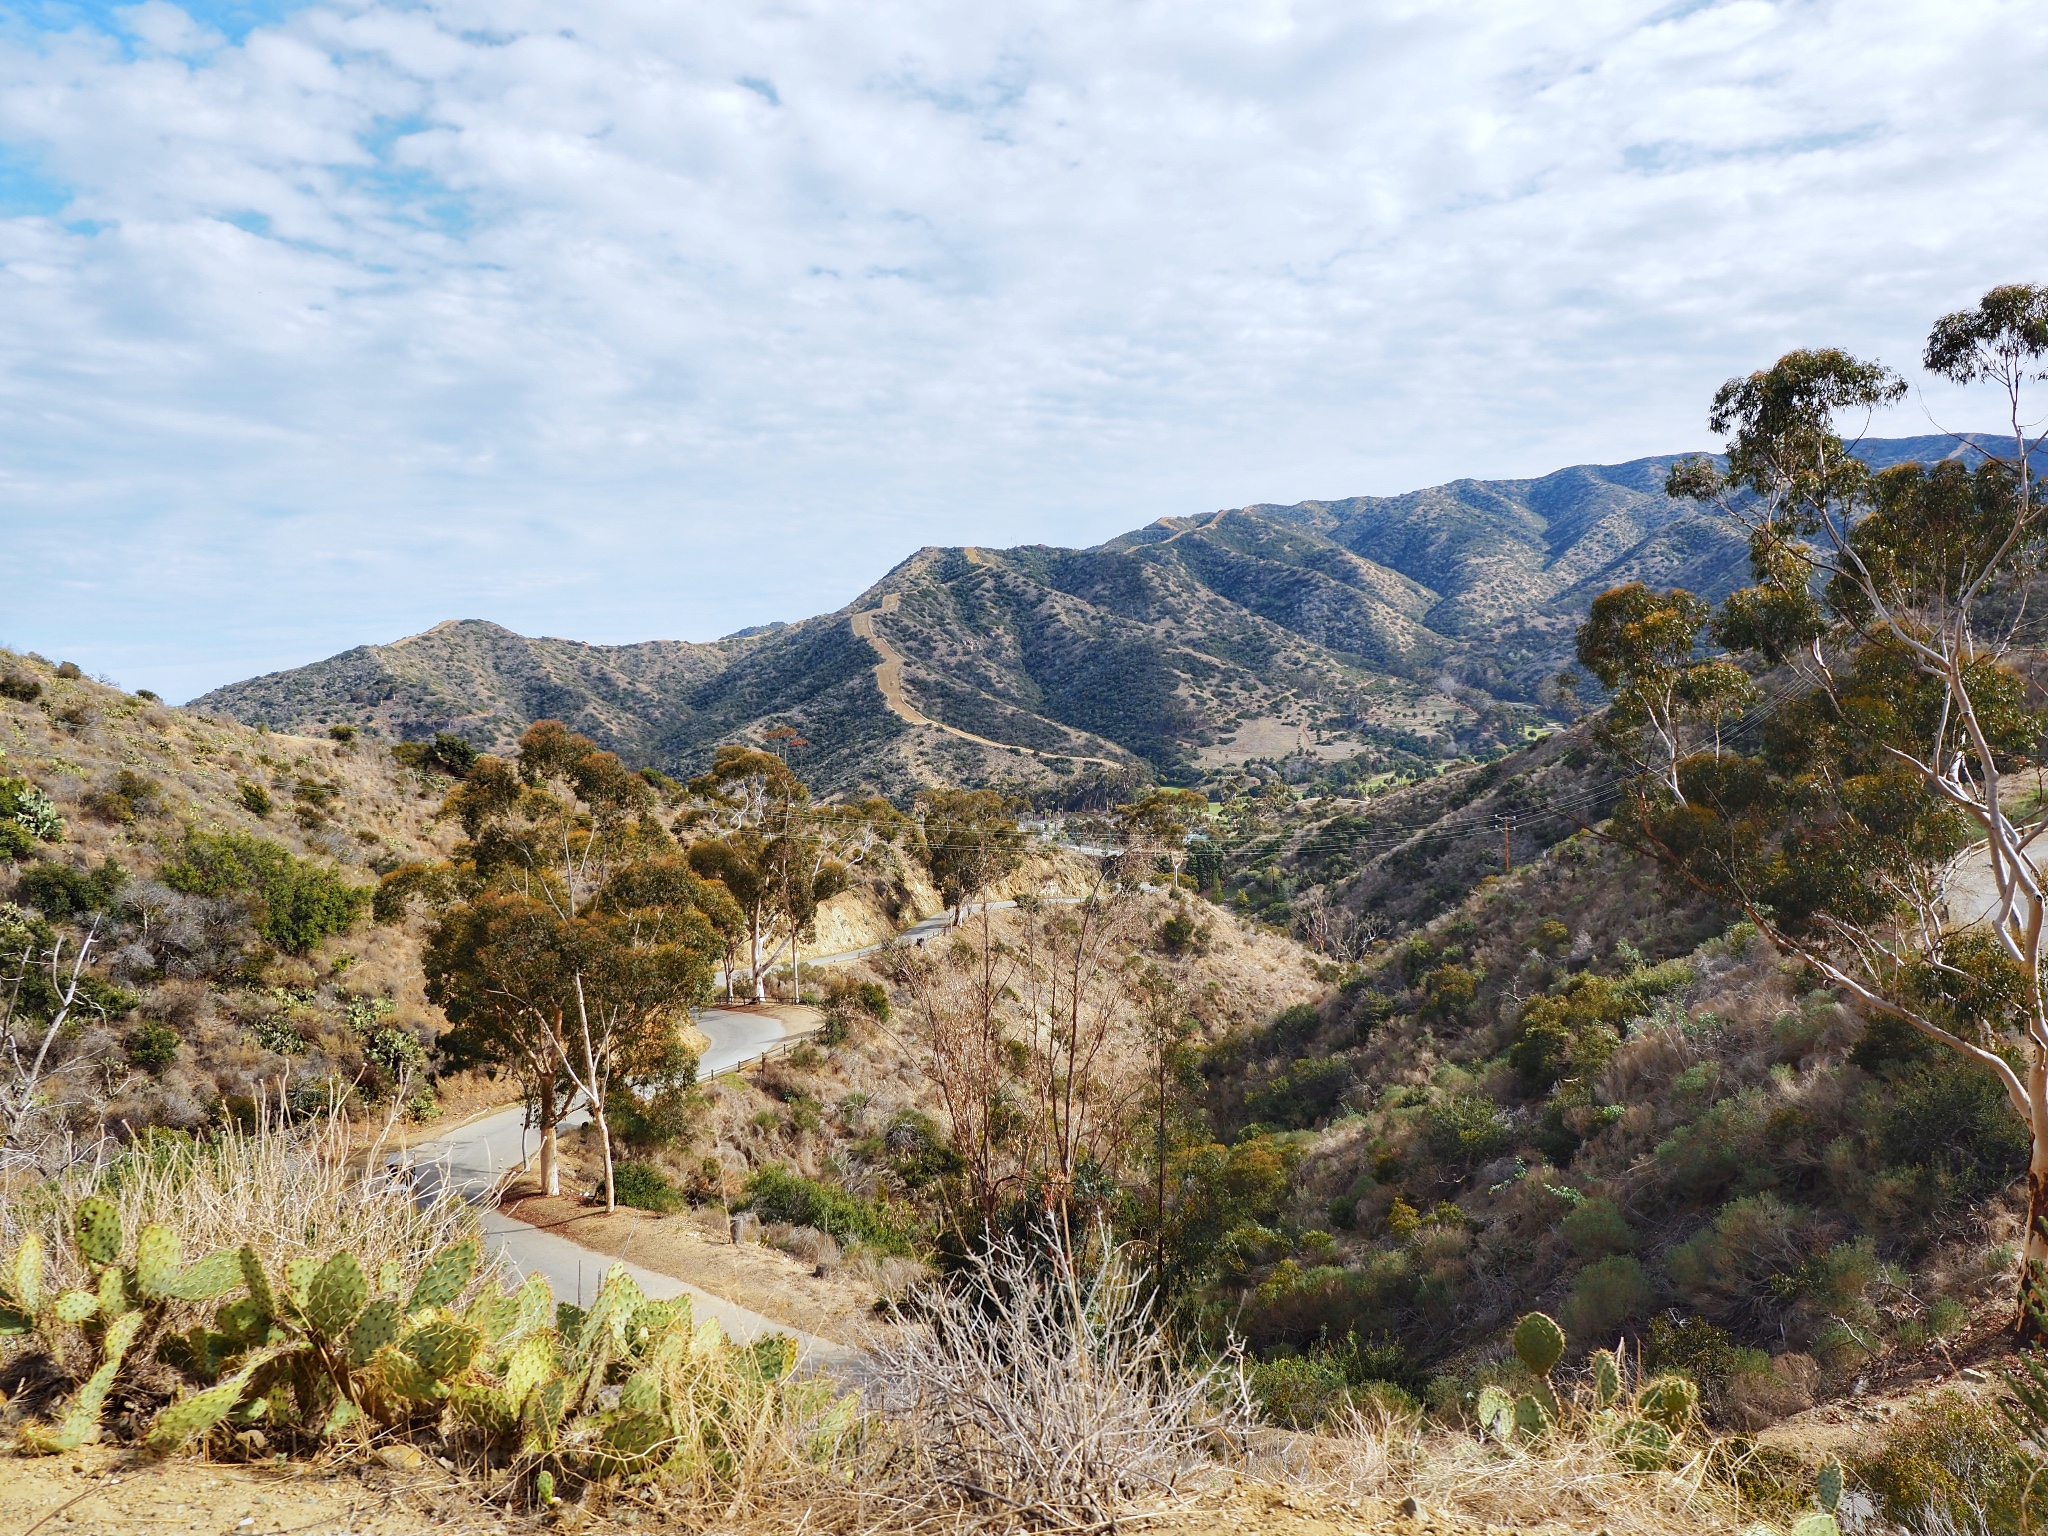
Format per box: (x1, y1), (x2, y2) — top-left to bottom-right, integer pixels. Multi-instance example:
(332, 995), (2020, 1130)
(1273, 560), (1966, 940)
(1623, 126), (1881, 175)
(7, 0), (318, 46)
(0, 146), (70, 217)
(337, 159), (476, 238)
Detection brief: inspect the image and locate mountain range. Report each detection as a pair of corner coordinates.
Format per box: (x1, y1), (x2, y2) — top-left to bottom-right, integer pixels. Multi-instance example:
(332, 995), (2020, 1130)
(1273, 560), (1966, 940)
(190, 434), (2003, 795)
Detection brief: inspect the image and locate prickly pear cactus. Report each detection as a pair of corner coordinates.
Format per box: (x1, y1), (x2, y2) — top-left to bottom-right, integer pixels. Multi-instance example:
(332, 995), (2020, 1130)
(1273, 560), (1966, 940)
(1614, 1417), (1673, 1471)
(239, 1247), (276, 1317)
(0, 1234), (45, 1332)
(159, 1248), (244, 1303)
(1474, 1383), (1515, 1441)
(134, 1225), (181, 1298)
(348, 1298), (403, 1366)
(74, 1198), (123, 1268)
(1591, 1348), (1622, 1410)
(1511, 1311), (1566, 1377)
(403, 1318), (483, 1383)
(1817, 1454), (1843, 1514)
(145, 1345), (295, 1456)
(1512, 1392), (1553, 1439)
(305, 1253), (368, 1340)
(1788, 1517), (1841, 1536)
(1635, 1373), (1700, 1433)
(408, 1237), (481, 1314)
(19, 1309), (144, 1454)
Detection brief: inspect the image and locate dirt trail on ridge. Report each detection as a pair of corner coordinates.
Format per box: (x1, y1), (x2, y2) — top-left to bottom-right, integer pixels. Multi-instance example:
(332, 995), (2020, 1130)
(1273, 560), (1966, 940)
(847, 592), (1122, 767)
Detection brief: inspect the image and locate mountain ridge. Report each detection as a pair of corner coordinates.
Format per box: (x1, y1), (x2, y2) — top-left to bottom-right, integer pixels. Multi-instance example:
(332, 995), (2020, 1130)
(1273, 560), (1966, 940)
(190, 434), (2012, 795)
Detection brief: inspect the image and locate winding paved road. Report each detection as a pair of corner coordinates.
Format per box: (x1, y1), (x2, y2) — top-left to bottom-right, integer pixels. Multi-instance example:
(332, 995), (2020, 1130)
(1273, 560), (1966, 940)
(398, 1004), (851, 1366)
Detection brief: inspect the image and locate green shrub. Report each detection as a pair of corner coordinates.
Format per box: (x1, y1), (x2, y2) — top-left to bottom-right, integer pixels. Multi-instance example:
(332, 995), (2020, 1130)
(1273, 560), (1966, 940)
(606, 1161), (683, 1213)
(1644, 1313), (1743, 1395)
(1856, 1389), (2044, 1533)
(161, 831), (369, 954)
(1422, 1094), (1514, 1167)
(1877, 1054), (2030, 1201)
(15, 859), (125, 920)
(1560, 1195), (1636, 1257)
(741, 1165), (913, 1253)
(1249, 1354), (1351, 1428)
(394, 733), (479, 778)
(1666, 1193), (1809, 1327)
(125, 1020), (180, 1073)
(237, 780), (272, 817)
(0, 670), (41, 702)
(0, 822), (31, 862)
(1563, 1254), (1655, 1342)
(327, 724), (357, 743)
(1245, 1055), (1355, 1130)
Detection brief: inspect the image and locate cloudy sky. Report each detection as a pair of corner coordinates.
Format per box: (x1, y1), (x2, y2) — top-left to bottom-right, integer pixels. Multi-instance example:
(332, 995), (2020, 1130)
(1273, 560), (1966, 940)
(2, 0), (2044, 700)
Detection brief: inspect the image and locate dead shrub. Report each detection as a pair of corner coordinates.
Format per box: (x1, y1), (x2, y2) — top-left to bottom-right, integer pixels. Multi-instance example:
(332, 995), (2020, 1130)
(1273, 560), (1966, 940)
(866, 1225), (1247, 1527)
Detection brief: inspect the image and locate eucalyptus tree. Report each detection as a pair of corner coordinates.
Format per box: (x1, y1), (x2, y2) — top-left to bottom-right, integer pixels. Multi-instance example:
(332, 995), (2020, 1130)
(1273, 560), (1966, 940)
(384, 721), (721, 1202)
(1587, 285), (2048, 1334)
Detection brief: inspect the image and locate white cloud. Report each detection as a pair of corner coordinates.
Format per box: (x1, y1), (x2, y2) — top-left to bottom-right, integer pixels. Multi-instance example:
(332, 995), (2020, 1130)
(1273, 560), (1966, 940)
(0, 0), (2044, 698)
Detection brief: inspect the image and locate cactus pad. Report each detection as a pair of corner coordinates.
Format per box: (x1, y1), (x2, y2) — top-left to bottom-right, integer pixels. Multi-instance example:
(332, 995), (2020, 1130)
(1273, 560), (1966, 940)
(284, 1256), (319, 1309)
(144, 1346), (288, 1455)
(348, 1298), (403, 1366)
(377, 1257), (403, 1296)
(96, 1264), (131, 1318)
(501, 1331), (557, 1412)
(370, 1343), (438, 1402)
(1511, 1311), (1566, 1376)
(73, 1198), (123, 1268)
(1590, 1349), (1623, 1409)
(134, 1224), (182, 1297)
(1789, 1517), (1841, 1536)
(1615, 1418), (1673, 1471)
(306, 1252), (369, 1340)
(535, 1470), (557, 1506)
(1512, 1392), (1552, 1439)
(1474, 1383), (1514, 1441)
(1636, 1373), (1700, 1433)
(20, 1309), (142, 1454)
(618, 1368), (662, 1416)
(53, 1289), (98, 1325)
(160, 1249), (244, 1303)
(404, 1318), (483, 1381)
(408, 1236), (481, 1314)
(215, 1296), (272, 1345)
(514, 1273), (553, 1335)
(466, 1289), (521, 1344)
(1817, 1454), (1843, 1514)
(239, 1248), (276, 1317)
(11, 1233), (43, 1320)
(600, 1410), (669, 1465)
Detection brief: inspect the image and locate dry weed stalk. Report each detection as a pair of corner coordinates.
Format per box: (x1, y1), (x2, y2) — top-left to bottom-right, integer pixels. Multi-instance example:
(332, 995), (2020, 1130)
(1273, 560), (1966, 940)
(865, 1225), (1245, 1529)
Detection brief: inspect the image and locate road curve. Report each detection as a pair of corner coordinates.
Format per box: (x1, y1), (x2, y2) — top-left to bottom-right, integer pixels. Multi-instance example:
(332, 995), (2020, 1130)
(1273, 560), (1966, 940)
(397, 1006), (853, 1368)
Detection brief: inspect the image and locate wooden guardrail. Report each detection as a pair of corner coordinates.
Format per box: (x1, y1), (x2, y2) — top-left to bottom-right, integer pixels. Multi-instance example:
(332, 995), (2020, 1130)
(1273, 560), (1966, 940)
(700, 1026), (824, 1083)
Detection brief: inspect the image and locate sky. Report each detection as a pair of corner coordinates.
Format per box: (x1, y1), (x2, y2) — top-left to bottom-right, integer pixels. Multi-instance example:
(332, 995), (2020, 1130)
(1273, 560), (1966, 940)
(1, 0), (2045, 701)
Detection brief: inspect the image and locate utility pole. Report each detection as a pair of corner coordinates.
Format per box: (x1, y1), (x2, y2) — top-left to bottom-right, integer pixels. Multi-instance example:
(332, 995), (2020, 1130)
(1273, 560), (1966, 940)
(1501, 815), (1512, 875)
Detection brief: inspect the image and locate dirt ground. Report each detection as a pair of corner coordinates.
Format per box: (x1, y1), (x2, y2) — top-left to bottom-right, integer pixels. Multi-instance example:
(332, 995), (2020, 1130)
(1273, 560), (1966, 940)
(498, 1190), (880, 1343)
(0, 1443), (525, 1536)
(0, 1449), (1525, 1536)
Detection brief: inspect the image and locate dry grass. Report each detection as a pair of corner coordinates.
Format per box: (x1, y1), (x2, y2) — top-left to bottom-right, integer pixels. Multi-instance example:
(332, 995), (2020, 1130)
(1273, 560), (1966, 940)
(0, 1110), (488, 1317)
(1241, 1405), (1755, 1536)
